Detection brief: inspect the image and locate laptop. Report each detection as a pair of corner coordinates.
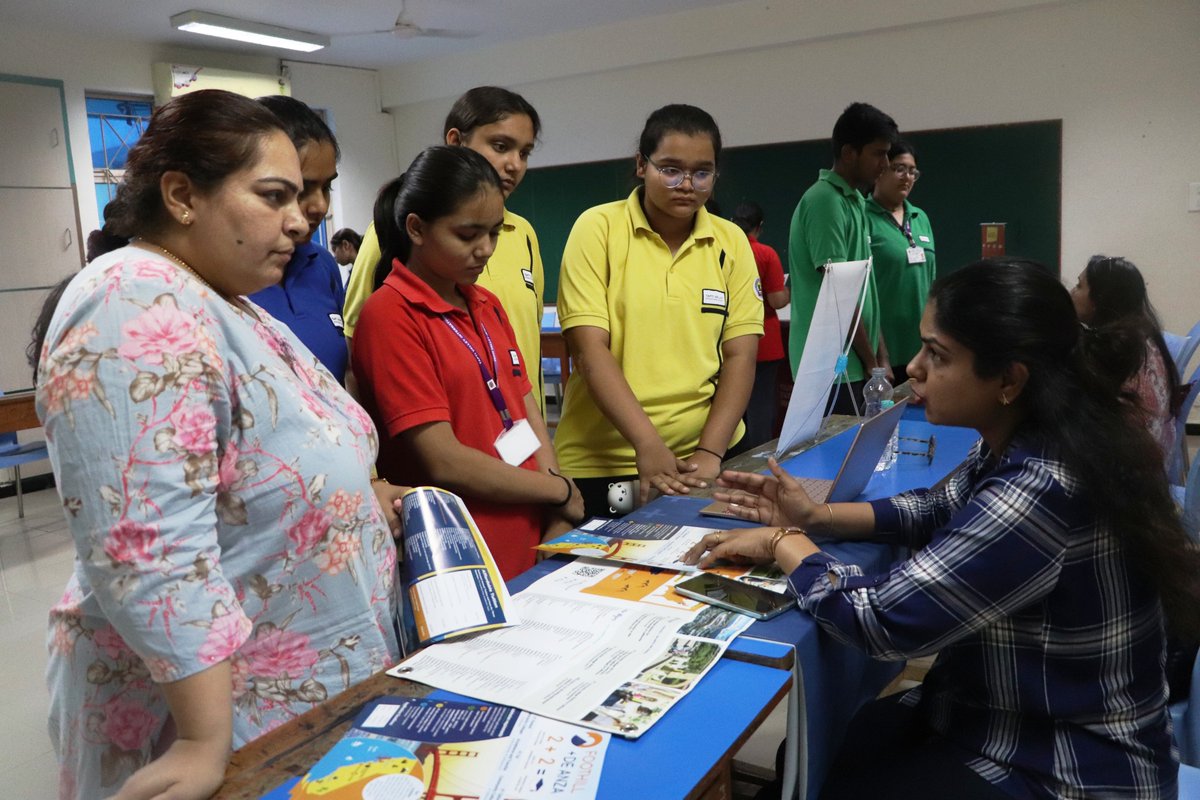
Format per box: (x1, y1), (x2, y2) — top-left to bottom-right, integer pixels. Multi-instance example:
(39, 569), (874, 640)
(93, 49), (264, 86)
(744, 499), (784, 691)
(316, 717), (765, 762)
(701, 398), (908, 518)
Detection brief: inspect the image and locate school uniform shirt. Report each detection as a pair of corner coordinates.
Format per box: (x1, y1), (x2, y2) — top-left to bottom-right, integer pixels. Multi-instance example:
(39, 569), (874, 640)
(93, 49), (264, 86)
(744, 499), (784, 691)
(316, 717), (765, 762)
(787, 169), (880, 382)
(787, 436), (1176, 800)
(555, 188), (764, 478)
(749, 234), (786, 363)
(249, 240), (348, 383)
(866, 196), (936, 367)
(352, 261), (540, 580)
(343, 211), (546, 411)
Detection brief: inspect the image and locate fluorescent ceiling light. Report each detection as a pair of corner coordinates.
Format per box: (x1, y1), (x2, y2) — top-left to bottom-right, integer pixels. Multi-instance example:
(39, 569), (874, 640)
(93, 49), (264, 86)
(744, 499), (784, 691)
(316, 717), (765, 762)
(171, 10), (329, 53)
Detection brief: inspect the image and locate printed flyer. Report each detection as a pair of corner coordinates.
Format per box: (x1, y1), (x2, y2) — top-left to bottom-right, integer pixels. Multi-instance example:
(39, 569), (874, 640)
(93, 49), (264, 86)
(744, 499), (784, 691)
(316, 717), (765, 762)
(280, 696), (608, 800)
(536, 518), (789, 593)
(399, 487), (519, 648)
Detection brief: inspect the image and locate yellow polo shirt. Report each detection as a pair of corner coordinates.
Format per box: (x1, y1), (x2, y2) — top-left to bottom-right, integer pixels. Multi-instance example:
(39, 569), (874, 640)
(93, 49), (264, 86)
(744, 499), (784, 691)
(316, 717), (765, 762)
(343, 210), (546, 408)
(555, 188), (763, 477)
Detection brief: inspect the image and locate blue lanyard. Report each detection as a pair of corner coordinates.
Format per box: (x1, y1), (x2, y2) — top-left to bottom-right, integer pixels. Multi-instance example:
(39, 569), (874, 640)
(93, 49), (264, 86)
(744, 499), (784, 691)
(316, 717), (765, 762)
(893, 214), (915, 247)
(441, 316), (514, 430)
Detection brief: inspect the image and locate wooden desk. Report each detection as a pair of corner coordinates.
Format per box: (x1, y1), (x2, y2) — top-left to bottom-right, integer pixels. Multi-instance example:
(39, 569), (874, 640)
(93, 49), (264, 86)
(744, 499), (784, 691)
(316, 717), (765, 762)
(0, 391), (38, 433)
(541, 329), (570, 385)
(219, 660), (792, 800)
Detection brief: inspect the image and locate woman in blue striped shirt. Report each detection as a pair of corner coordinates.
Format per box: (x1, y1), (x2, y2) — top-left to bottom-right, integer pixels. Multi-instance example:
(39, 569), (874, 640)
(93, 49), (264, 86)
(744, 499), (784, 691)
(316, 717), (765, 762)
(687, 259), (1198, 799)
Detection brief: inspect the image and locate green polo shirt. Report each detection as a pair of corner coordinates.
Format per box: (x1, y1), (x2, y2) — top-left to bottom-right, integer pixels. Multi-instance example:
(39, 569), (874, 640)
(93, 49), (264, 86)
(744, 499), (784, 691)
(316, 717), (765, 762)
(787, 169), (878, 382)
(866, 196), (937, 366)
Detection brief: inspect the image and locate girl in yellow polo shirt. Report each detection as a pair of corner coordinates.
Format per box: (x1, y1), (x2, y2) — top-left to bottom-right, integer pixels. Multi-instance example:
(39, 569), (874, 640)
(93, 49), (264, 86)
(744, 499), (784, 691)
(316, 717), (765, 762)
(556, 104), (763, 516)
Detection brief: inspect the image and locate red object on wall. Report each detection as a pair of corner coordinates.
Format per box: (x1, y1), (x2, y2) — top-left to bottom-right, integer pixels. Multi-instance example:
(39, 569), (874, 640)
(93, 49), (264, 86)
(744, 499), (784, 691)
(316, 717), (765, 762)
(981, 223), (1006, 258)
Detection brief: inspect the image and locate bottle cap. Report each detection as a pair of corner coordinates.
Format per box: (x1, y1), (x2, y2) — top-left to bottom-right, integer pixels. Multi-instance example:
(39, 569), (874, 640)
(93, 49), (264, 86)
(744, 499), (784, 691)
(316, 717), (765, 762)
(881, 400), (895, 408)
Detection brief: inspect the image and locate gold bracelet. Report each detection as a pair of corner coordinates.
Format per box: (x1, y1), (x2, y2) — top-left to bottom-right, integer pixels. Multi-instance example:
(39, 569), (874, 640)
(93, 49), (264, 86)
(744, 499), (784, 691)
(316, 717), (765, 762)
(770, 527), (805, 558)
(824, 503), (834, 530)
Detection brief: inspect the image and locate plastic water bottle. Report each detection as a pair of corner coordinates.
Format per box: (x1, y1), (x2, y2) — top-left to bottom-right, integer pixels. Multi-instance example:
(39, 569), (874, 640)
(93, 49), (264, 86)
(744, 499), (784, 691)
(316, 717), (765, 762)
(878, 400), (898, 470)
(862, 368), (896, 471)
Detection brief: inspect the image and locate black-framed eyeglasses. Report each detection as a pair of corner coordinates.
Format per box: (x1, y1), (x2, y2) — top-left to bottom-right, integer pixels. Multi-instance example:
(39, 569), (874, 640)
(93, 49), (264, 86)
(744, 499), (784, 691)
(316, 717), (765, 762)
(642, 154), (718, 191)
(890, 164), (921, 181)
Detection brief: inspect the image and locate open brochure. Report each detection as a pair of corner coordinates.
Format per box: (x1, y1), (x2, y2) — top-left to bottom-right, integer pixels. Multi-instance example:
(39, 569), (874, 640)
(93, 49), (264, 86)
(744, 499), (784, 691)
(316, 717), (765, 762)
(536, 518), (789, 593)
(399, 487), (519, 648)
(390, 558), (755, 739)
(269, 695), (608, 800)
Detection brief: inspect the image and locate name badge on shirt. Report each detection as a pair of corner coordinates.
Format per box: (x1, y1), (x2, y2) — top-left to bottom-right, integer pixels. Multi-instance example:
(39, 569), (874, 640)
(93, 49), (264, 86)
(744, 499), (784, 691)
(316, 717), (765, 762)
(509, 348), (521, 367)
(329, 313), (345, 330)
(522, 269), (535, 290)
(702, 288), (727, 307)
(918, 235), (931, 243)
(495, 418), (540, 466)
(906, 247), (927, 265)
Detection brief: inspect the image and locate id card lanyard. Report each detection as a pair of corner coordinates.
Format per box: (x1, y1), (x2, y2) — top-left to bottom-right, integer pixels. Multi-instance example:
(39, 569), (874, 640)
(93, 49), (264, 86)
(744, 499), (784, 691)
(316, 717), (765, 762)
(441, 316), (513, 431)
(892, 211), (925, 265)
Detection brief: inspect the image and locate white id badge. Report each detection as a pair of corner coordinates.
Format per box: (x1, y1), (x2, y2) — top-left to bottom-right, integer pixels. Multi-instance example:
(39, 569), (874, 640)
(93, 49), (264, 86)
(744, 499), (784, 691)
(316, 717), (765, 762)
(495, 418), (540, 465)
(906, 246), (927, 264)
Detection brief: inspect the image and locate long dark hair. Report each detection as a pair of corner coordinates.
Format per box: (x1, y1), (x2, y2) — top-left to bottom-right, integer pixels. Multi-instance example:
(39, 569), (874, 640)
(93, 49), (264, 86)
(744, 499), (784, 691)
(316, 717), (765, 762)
(1081, 255), (1180, 403)
(443, 86), (541, 140)
(638, 104), (723, 165)
(257, 95), (339, 157)
(371, 146), (503, 291)
(28, 90), (287, 377)
(930, 259), (1200, 637)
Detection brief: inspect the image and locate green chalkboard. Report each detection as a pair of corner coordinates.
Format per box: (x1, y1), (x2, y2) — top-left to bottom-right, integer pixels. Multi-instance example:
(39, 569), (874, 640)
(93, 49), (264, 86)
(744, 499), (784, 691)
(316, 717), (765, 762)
(507, 120), (1062, 300)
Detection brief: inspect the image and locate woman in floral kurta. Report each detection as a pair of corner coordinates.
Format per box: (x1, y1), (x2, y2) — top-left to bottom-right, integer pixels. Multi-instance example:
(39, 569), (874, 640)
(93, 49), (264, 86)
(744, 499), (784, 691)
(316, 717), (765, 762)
(39, 246), (400, 798)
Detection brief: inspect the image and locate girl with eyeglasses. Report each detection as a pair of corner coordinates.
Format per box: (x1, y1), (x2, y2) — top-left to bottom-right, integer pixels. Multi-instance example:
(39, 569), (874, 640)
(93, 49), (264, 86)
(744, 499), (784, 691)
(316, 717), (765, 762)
(866, 140), (936, 385)
(555, 104), (763, 516)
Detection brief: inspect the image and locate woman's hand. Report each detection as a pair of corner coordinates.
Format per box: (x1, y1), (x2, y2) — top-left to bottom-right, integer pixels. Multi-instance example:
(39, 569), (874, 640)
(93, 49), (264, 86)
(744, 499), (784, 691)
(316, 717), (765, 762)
(371, 479), (410, 540)
(680, 527), (778, 569)
(635, 442), (708, 506)
(686, 449), (723, 483)
(713, 457), (819, 528)
(112, 735), (229, 800)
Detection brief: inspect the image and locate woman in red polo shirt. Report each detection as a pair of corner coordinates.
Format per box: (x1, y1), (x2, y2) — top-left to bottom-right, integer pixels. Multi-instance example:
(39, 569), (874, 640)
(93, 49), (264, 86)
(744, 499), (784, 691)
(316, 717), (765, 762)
(352, 146), (584, 579)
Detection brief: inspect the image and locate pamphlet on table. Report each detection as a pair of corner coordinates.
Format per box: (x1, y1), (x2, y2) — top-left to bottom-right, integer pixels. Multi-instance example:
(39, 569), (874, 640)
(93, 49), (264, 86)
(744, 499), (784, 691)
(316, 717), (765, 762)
(268, 695), (608, 800)
(398, 487), (519, 648)
(537, 518), (789, 593)
(391, 558), (754, 738)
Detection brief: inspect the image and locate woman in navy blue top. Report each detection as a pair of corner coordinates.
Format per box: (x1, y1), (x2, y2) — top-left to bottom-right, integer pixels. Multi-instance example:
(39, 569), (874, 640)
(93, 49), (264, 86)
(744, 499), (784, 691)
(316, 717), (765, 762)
(687, 259), (1199, 799)
(250, 96), (348, 383)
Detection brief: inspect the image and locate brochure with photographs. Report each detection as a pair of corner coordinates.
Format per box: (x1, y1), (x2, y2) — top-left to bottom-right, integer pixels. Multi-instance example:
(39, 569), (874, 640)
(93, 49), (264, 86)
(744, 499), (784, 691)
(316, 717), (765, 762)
(536, 518), (788, 593)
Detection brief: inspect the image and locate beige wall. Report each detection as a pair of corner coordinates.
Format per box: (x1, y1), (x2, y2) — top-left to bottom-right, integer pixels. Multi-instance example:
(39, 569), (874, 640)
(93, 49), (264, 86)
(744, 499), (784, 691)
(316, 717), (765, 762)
(382, 0), (1200, 336)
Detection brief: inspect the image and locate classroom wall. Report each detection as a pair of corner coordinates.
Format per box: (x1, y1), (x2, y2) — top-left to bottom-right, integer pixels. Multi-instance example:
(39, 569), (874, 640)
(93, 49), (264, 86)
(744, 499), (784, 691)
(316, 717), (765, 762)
(380, 0), (1200, 335)
(0, 23), (397, 242)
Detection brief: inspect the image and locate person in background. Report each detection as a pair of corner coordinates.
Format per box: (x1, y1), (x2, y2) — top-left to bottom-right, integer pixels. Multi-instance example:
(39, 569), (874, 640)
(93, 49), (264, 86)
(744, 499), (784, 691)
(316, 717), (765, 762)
(867, 140), (935, 385)
(353, 146), (583, 580)
(732, 201), (789, 447)
(686, 259), (1197, 800)
(33, 89), (403, 800)
(343, 87), (548, 409)
(249, 95), (348, 383)
(1069, 254), (1179, 459)
(788, 102), (898, 414)
(330, 227), (361, 287)
(555, 104), (762, 516)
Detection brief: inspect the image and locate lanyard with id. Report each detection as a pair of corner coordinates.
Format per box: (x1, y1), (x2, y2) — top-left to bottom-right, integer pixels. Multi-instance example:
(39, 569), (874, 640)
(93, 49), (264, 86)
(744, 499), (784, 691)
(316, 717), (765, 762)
(441, 316), (540, 466)
(893, 214), (926, 265)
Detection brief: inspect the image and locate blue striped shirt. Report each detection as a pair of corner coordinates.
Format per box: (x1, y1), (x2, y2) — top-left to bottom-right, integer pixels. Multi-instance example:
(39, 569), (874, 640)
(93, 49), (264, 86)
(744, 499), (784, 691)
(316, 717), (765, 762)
(788, 436), (1177, 799)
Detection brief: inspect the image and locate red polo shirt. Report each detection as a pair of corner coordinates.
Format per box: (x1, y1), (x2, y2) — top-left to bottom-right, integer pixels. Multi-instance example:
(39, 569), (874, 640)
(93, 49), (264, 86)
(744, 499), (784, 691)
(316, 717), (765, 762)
(749, 236), (786, 362)
(352, 261), (540, 580)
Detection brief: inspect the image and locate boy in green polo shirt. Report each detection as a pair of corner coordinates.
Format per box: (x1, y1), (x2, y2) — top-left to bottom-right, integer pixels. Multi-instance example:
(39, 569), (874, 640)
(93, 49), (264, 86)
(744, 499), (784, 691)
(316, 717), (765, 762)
(788, 102), (898, 414)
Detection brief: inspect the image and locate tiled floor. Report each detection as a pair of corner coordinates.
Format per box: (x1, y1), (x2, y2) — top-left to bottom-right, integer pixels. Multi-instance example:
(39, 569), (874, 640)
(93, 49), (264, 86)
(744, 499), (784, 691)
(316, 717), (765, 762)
(0, 486), (71, 799)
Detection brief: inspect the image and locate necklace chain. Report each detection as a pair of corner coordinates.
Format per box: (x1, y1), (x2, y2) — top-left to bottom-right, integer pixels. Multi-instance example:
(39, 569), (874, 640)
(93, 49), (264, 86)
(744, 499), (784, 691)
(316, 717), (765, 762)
(136, 240), (254, 317)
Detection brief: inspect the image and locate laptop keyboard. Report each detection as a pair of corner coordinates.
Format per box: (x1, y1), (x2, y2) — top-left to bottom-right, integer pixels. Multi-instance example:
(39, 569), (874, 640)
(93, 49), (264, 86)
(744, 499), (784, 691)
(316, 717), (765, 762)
(797, 477), (833, 502)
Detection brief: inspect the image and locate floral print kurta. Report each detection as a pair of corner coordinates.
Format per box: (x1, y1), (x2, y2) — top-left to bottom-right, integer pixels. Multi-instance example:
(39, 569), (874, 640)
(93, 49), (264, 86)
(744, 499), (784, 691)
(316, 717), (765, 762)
(38, 247), (400, 799)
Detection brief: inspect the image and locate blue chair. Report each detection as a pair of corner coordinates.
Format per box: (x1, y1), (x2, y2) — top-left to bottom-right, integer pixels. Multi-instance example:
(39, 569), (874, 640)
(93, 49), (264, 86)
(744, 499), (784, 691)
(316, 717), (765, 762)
(1168, 362), (1200, 486)
(1172, 643), (1200, 768)
(0, 391), (49, 519)
(1165, 332), (1191, 372)
(1175, 319), (1200, 376)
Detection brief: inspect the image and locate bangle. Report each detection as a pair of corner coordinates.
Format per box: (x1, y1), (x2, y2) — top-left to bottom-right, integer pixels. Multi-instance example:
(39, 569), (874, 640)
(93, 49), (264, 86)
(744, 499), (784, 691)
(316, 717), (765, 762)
(694, 446), (725, 460)
(548, 469), (572, 507)
(770, 527), (805, 558)
(824, 503), (834, 530)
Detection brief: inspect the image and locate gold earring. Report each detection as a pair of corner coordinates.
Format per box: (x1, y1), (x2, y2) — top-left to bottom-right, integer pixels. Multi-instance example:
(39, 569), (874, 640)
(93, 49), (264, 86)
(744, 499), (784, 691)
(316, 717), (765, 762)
(181, 210), (191, 225)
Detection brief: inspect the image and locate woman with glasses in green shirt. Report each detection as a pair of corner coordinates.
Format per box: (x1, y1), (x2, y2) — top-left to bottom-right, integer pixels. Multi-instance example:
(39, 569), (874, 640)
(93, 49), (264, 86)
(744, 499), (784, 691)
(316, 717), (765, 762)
(867, 140), (936, 385)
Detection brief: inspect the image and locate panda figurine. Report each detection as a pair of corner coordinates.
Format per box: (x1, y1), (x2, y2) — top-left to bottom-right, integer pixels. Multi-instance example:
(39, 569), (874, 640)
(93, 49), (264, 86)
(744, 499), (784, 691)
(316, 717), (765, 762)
(606, 480), (637, 514)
